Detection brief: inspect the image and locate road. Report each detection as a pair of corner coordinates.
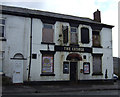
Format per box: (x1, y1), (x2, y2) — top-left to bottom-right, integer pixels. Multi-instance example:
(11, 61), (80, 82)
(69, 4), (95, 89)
(2, 90), (120, 97)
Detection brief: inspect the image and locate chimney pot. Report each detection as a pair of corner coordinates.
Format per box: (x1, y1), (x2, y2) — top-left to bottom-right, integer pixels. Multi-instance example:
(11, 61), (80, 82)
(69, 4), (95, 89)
(93, 9), (101, 22)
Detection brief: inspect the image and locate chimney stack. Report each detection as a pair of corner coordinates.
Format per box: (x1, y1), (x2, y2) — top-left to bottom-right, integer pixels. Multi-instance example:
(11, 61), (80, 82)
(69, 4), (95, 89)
(93, 9), (101, 22)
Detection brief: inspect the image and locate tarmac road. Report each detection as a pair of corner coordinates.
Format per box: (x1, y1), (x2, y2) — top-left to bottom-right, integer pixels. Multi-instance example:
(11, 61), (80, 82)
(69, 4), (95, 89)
(2, 80), (120, 97)
(2, 90), (120, 97)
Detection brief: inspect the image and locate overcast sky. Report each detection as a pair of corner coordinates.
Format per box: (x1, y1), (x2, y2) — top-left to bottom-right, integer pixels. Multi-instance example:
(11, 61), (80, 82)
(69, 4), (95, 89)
(1, 0), (119, 57)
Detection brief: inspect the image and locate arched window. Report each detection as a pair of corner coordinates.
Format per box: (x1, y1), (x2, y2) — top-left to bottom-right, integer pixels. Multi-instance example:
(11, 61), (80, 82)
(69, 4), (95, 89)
(13, 53), (24, 59)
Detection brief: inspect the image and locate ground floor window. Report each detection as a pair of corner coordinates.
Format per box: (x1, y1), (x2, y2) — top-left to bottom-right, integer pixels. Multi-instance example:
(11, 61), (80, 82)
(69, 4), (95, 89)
(40, 50), (55, 76)
(42, 54), (54, 74)
(92, 54), (103, 75)
(83, 62), (90, 74)
(63, 62), (69, 74)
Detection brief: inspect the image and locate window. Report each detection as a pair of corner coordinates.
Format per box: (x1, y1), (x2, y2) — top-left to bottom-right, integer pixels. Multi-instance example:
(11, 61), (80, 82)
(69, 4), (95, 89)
(81, 28), (89, 43)
(42, 54), (54, 74)
(42, 23), (54, 43)
(0, 18), (5, 38)
(83, 62), (90, 74)
(70, 27), (78, 44)
(62, 25), (68, 44)
(0, 51), (4, 72)
(92, 54), (103, 75)
(0, 51), (4, 60)
(92, 31), (101, 47)
(63, 62), (69, 74)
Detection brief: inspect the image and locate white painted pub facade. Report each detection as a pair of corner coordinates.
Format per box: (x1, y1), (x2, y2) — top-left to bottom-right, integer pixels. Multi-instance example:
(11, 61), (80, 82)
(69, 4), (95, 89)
(0, 5), (114, 83)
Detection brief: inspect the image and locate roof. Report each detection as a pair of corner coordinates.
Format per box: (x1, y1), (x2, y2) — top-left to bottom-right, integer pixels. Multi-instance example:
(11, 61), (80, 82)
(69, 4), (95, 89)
(0, 5), (114, 28)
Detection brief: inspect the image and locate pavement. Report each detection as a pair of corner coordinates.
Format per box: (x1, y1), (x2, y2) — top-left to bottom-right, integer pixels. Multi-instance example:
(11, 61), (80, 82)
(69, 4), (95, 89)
(2, 80), (120, 95)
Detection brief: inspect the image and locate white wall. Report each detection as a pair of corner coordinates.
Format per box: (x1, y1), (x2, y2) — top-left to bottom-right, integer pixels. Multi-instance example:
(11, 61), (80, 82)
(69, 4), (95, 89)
(2, 14), (113, 81)
(30, 20), (113, 81)
(2, 15), (31, 81)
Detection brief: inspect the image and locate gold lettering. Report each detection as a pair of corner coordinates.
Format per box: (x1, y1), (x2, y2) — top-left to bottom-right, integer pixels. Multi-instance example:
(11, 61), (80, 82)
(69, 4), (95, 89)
(80, 48), (84, 51)
(64, 47), (71, 51)
(64, 47), (84, 52)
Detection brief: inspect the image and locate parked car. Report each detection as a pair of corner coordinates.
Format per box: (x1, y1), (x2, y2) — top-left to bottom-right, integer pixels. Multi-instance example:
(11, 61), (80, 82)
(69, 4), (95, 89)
(113, 74), (118, 80)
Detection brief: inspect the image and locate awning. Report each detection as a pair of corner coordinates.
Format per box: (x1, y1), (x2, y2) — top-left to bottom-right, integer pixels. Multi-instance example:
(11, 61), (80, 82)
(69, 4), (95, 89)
(66, 53), (82, 61)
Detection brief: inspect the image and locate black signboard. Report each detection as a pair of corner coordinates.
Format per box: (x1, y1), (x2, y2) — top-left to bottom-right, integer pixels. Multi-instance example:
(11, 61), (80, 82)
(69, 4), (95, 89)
(55, 45), (92, 53)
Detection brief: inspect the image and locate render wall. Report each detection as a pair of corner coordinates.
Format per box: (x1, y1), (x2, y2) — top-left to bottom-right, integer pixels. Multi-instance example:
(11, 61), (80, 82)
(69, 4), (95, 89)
(1, 15), (113, 81)
(30, 19), (113, 81)
(2, 15), (30, 81)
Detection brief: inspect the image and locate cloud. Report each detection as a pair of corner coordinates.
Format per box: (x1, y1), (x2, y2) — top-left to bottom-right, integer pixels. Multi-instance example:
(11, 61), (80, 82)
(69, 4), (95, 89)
(1, 0), (119, 56)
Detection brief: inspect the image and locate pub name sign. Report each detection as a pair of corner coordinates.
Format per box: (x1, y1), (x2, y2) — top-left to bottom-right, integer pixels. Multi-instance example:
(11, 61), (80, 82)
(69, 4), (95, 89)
(55, 45), (92, 53)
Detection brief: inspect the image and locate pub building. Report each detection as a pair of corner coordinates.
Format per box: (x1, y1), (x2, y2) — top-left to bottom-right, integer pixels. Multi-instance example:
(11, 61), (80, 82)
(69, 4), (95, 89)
(0, 5), (114, 83)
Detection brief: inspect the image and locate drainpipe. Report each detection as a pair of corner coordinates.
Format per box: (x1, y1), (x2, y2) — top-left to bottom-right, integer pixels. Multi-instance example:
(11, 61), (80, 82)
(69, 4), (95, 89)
(28, 18), (32, 81)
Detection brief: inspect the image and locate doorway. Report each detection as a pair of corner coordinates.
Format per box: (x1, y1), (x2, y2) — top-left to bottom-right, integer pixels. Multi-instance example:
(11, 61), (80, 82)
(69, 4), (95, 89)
(13, 60), (23, 83)
(12, 53), (24, 83)
(70, 62), (77, 82)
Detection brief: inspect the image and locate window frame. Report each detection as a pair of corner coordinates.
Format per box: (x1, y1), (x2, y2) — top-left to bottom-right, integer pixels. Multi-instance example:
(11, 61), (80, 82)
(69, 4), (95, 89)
(0, 51), (5, 60)
(63, 61), (69, 74)
(83, 62), (90, 74)
(92, 30), (101, 47)
(42, 23), (54, 44)
(70, 27), (78, 45)
(0, 18), (5, 39)
(40, 50), (56, 76)
(0, 51), (5, 72)
(62, 25), (68, 44)
(81, 27), (90, 44)
(92, 54), (103, 75)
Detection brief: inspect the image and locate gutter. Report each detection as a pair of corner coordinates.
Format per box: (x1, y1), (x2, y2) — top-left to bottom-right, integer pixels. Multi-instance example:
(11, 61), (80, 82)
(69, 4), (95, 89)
(28, 17), (32, 81)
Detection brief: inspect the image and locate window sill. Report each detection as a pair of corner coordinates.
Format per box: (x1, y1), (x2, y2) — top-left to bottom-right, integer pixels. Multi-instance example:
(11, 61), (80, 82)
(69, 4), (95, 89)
(0, 38), (7, 41)
(41, 42), (55, 45)
(70, 44), (79, 47)
(40, 74), (55, 76)
(92, 46), (103, 48)
(81, 42), (90, 44)
(92, 73), (103, 76)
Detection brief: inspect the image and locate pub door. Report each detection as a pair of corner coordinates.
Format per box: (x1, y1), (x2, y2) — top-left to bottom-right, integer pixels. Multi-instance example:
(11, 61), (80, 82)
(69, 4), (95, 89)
(70, 62), (77, 82)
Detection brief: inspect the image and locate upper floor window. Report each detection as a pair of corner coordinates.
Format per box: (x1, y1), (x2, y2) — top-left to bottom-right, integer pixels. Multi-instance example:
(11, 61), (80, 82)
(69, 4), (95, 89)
(42, 23), (54, 43)
(0, 18), (5, 38)
(92, 31), (101, 47)
(81, 28), (89, 44)
(62, 25), (68, 44)
(70, 27), (78, 44)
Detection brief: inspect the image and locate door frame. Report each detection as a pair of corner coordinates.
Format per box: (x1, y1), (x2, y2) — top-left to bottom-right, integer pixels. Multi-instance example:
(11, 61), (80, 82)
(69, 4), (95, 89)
(12, 60), (23, 83)
(70, 62), (78, 82)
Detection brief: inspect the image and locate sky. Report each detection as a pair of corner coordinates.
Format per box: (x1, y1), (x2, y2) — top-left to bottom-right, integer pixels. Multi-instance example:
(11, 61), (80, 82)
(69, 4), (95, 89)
(0, 0), (119, 57)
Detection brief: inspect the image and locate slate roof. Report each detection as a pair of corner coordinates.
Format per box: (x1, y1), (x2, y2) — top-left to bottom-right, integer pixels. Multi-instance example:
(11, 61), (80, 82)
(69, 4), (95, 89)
(0, 5), (114, 28)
